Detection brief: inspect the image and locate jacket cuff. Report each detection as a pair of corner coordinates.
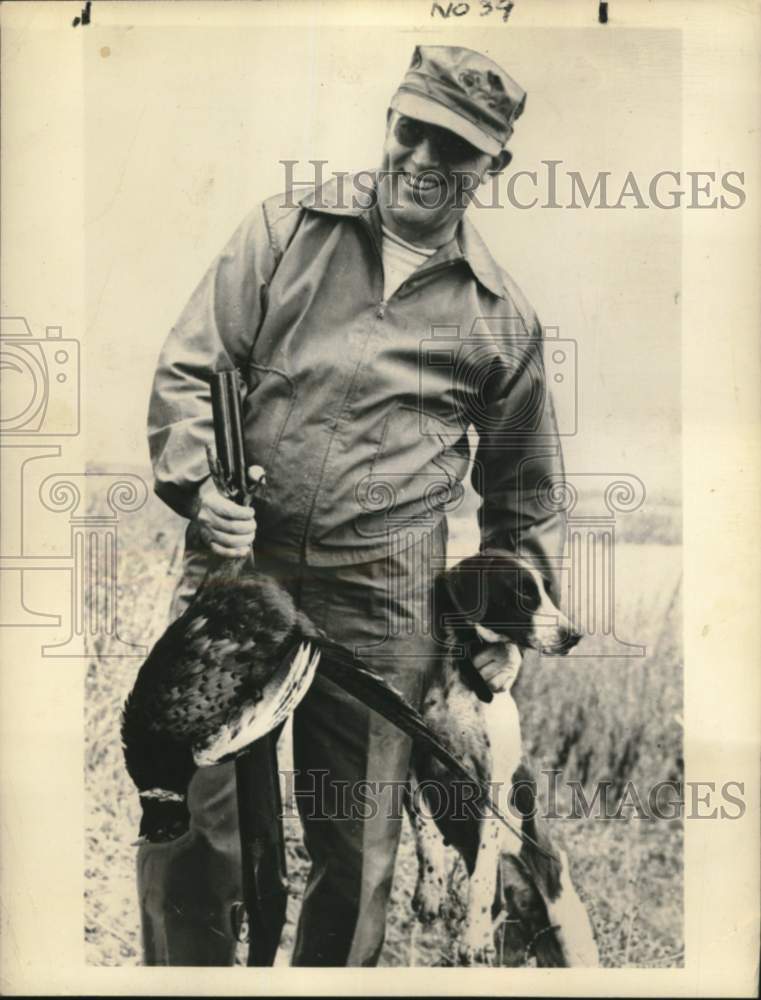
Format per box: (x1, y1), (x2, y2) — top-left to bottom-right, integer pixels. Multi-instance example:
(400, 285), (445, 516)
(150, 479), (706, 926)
(153, 477), (208, 521)
(480, 510), (568, 608)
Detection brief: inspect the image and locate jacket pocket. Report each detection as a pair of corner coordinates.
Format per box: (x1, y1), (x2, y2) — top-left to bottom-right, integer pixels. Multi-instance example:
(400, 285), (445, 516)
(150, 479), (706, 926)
(364, 404), (469, 516)
(243, 364), (296, 474)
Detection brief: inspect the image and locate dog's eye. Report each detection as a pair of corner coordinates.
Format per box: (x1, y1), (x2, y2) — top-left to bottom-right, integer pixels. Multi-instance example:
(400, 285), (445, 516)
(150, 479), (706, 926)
(517, 573), (541, 612)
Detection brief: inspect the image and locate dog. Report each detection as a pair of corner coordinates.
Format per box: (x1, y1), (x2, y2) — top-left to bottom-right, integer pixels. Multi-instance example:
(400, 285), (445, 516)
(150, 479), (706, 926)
(122, 562), (492, 844)
(405, 549), (600, 966)
(123, 537), (599, 964)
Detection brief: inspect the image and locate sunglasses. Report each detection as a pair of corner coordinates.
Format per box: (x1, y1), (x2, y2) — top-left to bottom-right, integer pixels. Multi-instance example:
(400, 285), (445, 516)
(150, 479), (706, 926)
(393, 116), (481, 165)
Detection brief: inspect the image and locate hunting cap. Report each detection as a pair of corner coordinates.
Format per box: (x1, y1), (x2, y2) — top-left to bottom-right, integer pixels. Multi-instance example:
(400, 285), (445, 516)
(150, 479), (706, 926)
(390, 45), (526, 157)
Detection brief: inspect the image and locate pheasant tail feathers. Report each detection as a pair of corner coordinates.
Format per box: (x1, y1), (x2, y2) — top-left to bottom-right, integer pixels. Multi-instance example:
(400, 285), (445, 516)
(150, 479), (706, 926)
(318, 640), (484, 787)
(317, 638), (552, 856)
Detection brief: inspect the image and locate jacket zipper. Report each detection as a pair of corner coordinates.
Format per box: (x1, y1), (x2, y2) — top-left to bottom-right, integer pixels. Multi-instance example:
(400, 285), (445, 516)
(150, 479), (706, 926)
(360, 216), (461, 319)
(301, 221), (460, 557)
(358, 216), (388, 318)
(302, 216), (387, 549)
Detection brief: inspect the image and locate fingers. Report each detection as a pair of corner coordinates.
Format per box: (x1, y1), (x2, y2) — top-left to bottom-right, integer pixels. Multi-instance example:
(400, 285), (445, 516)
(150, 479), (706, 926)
(478, 658), (512, 683)
(208, 527), (255, 548)
(197, 476), (255, 519)
(194, 474), (258, 557)
(201, 519), (256, 550)
(484, 669), (514, 693)
(197, 503), (257, 551)
(472, 641), (522, 693)
(476, 662), (515, 693)
(204, 490), (256, 520)
(199, 522), (255, 558)
(471, 646), (491, 669)
(196, 502), (256, 558)
(472, 641), (522, 669)
(201, 506), (256, 535)
(208, 540), (252, 559)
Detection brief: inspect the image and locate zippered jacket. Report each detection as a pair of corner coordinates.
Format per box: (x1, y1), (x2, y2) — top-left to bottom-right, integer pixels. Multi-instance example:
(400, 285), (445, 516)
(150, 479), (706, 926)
(148, 171), (567, 591)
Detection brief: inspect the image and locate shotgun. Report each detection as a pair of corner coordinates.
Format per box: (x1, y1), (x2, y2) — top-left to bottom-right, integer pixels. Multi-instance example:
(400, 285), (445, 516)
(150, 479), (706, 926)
(209, 366), (287, 967)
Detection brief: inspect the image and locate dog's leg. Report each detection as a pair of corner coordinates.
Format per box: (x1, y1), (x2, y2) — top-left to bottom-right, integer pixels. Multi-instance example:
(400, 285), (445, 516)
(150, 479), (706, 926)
(536, 847), (599, 967)
(459, 693), (523, 965)
(406, 771), (448, 924)
(506, 764), (600, 967)
(458, 811), (502, 964)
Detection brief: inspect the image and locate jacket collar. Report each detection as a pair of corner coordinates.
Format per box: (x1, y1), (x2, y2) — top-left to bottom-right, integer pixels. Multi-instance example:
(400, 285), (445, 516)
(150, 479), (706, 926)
(299, 170), (506, 300)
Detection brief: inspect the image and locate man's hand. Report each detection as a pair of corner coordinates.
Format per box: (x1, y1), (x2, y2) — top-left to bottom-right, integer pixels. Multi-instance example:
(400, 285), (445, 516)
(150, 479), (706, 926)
(471, 641), (522, 694)
(192, 465), (261, 558)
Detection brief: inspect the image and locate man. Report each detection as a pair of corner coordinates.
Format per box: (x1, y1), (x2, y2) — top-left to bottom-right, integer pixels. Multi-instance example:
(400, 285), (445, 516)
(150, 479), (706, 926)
(142, 45), (566, 966)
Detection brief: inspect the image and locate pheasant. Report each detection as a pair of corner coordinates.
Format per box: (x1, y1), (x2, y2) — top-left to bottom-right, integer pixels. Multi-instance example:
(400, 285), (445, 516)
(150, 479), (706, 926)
(120, 552), (501, 844)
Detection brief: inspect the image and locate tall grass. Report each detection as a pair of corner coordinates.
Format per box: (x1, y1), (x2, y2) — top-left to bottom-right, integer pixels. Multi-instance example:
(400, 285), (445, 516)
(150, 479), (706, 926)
(84, 478), (683, 967)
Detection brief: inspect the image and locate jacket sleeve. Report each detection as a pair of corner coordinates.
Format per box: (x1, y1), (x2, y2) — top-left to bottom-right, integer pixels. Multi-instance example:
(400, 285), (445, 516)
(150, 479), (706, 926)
(470, 315), (568, 606)
(146, 204), (280, 518)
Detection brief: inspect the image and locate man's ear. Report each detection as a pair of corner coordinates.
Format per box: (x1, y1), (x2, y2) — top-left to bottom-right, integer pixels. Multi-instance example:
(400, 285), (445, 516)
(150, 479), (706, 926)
(485, 148), (513, 176)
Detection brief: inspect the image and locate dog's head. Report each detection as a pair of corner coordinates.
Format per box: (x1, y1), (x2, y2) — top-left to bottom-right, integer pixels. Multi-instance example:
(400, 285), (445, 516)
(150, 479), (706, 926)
(438, 549), (581, 655)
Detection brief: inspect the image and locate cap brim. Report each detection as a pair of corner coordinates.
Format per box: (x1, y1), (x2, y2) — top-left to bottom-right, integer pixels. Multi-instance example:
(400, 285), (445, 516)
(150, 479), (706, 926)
(391, 91), (502, 157)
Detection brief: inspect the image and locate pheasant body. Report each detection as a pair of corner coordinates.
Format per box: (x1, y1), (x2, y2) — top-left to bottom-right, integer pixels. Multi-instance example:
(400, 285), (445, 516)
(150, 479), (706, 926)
(122, 567), (494, 844)
(121, 572), (322, 840)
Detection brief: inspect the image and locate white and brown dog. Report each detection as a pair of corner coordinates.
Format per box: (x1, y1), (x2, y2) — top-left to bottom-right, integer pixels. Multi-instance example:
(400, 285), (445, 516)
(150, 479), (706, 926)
(406, 549), (600, 966)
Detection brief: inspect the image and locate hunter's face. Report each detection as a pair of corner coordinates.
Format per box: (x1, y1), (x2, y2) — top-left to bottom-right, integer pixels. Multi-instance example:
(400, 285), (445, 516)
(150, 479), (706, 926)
(379, 111), (495, 243)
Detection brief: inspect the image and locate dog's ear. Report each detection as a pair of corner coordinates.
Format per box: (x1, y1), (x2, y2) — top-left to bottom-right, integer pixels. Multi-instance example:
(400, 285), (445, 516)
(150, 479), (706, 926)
(486, 551), (547, 616)
(439, 552), (494, 621)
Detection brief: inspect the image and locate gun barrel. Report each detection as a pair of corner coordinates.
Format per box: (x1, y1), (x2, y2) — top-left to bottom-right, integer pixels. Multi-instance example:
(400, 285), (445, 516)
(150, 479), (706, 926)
(224, 370), (248, 500)
(210, 373), (235, 484)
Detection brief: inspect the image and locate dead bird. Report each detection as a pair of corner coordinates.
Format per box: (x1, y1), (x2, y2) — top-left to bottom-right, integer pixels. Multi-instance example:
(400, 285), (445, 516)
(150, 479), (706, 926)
(121, 555), (500, 845)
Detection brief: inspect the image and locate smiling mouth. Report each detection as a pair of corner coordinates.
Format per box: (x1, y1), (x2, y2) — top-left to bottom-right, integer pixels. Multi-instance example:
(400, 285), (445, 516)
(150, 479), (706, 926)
(402, 173), (443, 193)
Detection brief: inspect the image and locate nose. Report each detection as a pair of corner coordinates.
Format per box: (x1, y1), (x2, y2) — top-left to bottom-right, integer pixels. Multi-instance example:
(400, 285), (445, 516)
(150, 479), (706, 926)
(557, 628), (582, 654)
(409, 136), (439, 170)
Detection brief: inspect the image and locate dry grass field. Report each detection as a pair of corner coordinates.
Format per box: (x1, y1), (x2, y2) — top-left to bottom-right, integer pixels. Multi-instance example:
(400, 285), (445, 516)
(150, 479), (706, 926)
(85, 476), (683, 968)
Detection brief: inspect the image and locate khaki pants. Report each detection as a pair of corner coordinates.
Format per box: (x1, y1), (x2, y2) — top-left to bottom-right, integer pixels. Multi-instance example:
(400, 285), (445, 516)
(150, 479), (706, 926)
(137, 524), (447, 966)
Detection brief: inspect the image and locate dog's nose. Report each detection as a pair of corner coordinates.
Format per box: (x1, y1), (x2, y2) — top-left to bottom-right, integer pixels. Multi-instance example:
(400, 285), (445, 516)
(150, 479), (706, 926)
(557, 628), (582, 653)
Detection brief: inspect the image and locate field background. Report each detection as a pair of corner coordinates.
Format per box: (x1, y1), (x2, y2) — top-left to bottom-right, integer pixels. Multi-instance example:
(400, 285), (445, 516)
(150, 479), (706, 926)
(85, 474), (683, 968)
(77, 21), (684, 970)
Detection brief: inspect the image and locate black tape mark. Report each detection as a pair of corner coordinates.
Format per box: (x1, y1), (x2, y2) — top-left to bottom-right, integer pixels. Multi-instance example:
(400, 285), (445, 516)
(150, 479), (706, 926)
(598, 1), (609, 23)
(72, 1), (91, 27)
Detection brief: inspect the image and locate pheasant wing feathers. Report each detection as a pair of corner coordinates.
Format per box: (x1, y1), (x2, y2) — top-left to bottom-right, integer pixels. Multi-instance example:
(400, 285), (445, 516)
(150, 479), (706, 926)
(122, 576), (302, 751)
(123, 607), (273, 746)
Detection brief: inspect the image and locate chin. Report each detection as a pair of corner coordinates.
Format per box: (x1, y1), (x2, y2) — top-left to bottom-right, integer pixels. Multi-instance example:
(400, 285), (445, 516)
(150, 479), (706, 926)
(383, 201), (446, 238)
(380, 176), (441, 229)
